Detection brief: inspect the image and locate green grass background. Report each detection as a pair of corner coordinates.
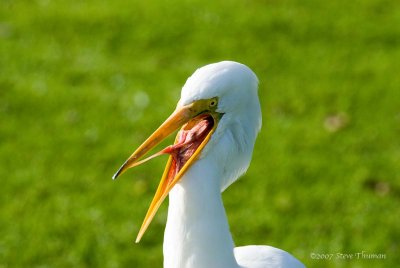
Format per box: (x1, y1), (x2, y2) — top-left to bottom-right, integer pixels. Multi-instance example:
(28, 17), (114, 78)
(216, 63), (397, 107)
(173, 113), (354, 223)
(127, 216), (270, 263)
(1, 0), (399, 267)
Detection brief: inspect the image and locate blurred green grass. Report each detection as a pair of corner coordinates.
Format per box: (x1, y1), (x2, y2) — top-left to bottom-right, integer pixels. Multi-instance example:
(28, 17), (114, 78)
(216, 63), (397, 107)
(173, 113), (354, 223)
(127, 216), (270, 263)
(1, 0), (399, 267)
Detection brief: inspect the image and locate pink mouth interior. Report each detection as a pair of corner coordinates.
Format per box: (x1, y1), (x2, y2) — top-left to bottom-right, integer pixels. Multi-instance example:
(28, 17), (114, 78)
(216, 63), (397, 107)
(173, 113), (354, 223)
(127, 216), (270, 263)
(161, 115), (214, 183)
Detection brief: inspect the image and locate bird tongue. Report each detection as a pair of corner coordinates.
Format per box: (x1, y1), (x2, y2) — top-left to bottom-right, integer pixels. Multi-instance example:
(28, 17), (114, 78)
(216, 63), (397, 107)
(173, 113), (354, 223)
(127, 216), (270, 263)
(161, 115), (214, 184)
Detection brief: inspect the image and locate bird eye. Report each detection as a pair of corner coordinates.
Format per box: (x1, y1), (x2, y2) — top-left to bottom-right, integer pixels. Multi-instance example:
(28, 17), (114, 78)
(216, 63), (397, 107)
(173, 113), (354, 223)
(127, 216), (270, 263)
(209, 99), (217, 107)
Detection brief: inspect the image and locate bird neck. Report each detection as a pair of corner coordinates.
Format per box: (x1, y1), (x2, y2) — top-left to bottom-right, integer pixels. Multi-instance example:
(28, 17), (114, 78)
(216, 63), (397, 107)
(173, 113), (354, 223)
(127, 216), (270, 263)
(163, 158), (239, 268)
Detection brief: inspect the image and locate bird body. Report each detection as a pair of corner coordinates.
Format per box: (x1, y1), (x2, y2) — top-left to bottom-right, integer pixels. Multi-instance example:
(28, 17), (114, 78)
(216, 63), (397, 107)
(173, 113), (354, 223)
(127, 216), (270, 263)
(113, 61), (305, 268)
(235, 246), (305, 268)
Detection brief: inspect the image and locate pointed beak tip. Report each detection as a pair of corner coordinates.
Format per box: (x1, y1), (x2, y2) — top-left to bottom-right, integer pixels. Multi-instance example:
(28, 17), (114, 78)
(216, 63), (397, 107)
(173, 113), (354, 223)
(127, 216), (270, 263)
(113, 163), (128, 180)
(135, 236), (141, 243)
(112, 169), (121, 180)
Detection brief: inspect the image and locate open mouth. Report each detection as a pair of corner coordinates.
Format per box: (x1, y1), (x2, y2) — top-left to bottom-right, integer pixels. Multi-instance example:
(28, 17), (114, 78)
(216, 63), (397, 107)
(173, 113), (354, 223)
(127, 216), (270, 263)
(112, 99), (221, 242)
(163, 114), (214, 185)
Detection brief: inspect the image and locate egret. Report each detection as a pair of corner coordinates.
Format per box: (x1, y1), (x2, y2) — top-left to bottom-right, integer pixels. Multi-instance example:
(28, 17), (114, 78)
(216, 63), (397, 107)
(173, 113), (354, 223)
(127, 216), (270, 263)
(113, 61), (305, 268)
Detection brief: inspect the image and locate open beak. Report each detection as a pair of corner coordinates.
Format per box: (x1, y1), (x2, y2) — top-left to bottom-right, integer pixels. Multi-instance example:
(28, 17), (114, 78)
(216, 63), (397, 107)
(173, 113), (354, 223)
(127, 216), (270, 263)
(113, 99), (221, 242)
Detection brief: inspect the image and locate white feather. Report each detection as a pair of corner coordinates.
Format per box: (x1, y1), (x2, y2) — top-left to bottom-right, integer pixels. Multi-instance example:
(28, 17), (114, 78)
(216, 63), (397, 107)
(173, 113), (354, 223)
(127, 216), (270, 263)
(163, 61), (304, 268)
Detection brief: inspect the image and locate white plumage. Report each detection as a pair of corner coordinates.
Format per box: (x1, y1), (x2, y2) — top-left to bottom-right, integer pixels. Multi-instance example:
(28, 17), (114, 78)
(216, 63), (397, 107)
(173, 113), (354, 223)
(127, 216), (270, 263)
(114, 61), (305, 268)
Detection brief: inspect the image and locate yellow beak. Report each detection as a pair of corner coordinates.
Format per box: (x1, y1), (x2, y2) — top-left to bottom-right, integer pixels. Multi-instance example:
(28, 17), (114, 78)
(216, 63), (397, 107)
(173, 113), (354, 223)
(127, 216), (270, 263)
(113, 98), (220, 242)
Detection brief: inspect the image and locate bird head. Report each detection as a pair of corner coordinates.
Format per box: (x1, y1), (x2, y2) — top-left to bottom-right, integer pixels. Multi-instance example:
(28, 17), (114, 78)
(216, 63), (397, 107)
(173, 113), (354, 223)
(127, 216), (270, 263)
(113, 61), (261, 242)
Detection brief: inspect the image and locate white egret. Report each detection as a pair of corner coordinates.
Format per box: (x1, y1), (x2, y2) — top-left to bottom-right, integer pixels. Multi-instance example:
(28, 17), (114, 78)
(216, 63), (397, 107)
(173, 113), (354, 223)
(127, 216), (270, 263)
(113, 61), (305, 268)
